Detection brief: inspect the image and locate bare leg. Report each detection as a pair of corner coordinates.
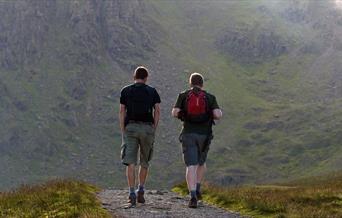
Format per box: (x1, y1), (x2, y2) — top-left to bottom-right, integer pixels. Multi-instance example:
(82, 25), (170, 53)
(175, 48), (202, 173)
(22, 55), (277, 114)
(186, 165), (198, 192)
(138, 166), (149, 186)
(196, 163), (206, 184)
(126, 164), (136, 189)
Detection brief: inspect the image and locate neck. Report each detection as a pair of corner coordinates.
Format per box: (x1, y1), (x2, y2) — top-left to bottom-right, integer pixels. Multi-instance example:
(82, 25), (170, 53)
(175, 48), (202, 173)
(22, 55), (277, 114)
(191, 85), (202, 89)
(135, 79), (145, 84)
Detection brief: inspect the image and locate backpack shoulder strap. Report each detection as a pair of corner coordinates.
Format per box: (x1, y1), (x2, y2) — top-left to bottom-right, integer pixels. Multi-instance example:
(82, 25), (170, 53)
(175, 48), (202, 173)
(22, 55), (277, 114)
(204, 91), (211, 112)
(183, 89), (193, 110)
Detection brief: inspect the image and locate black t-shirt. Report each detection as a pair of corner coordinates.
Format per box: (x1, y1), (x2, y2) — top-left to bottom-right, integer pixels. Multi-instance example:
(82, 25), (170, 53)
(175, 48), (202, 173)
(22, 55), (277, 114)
(120, 83), (161, 124)
(174, 88), (220, 134)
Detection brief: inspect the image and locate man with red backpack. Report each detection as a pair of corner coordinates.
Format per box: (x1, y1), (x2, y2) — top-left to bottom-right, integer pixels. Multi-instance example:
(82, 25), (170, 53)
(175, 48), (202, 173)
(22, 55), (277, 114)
(172, 73), (222, 208)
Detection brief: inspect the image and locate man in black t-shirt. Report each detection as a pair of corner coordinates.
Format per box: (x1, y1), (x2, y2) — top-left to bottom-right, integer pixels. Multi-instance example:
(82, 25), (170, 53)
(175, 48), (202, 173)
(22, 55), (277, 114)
(172, 73), (222, 208)
(119, 66), (161, 208)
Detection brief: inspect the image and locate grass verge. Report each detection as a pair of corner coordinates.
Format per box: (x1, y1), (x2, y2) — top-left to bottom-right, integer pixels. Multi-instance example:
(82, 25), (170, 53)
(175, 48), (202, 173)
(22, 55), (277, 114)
(0, 179), (111, 218)
(173, 172), (342, 218)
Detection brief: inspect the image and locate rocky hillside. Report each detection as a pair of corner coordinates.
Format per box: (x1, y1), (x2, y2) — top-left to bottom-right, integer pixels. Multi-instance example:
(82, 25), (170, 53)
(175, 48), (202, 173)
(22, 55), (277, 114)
(0, 0), (341, 190)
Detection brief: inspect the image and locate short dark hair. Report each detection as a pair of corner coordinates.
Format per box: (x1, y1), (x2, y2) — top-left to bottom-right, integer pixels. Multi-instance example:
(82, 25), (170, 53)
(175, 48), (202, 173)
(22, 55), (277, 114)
(189, 73), (204, 87)
(134, 66), (149, 80)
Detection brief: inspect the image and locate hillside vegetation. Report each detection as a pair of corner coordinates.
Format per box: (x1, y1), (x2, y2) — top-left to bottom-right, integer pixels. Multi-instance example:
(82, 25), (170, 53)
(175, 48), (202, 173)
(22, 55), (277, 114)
(0, 180), (111, 218)
(173, 171), (342, 218)
(0, 0), (341, 190)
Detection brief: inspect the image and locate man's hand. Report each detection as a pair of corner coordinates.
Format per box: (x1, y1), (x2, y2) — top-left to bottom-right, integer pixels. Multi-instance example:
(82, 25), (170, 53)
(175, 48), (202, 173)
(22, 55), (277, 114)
(171, 108), (181, 118)
(213, 108), (223, 120)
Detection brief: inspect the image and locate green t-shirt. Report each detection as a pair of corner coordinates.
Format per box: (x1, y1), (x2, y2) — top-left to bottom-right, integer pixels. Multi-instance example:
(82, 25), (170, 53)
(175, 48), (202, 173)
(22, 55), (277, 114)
(174, 88), (220, 134)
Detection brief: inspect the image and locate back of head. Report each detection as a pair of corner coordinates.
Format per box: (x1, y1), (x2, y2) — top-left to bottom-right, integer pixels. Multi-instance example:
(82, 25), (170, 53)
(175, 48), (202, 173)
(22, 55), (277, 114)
(189, 72), (204, 87)
(134, 66), (149, 80)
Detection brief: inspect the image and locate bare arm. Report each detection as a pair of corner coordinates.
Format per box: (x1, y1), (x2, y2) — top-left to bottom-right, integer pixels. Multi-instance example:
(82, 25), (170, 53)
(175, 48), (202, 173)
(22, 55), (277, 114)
(213, 108), (223, 120)
(153, 103), (160, 129)
(119, 104), (126, 134)
(171, 107), (181, 118)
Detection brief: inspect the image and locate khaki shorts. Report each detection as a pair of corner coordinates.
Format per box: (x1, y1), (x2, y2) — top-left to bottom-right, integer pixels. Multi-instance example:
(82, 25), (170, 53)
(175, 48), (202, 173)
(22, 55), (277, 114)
(180, 133), (211, 166)
(121, 123), (155, 168)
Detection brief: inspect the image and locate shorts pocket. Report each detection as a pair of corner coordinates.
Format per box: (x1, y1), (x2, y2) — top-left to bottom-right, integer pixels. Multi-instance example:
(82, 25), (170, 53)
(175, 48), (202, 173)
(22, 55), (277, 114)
(181, 144), (187, 153)
(147, 147), (154, 161)
(125, 124), (134, 133)
(148, 125), (155, 135)
(179, 133), (183, 143)
(121, 144), (127, 160)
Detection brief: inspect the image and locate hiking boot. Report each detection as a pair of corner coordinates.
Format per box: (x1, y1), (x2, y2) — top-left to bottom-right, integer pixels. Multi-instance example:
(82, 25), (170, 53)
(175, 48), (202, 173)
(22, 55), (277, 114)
(196, 191), (202, 200)
(127, 194), (136, 208)
(137, 190), (145, 204)
(188, 197), (198, 208)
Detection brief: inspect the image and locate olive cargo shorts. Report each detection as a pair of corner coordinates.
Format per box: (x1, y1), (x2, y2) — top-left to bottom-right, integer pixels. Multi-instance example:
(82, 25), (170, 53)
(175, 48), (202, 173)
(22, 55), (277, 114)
(180, 133), (211, 166)
(121, 123), (155, 168)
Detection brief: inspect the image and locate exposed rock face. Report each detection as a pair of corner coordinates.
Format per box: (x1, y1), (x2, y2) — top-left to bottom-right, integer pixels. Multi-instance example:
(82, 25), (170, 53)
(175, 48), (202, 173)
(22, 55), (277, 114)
(0, 0), (161, 190)
(281, 7), (307, 23)
(0, 0), (155, 71)
(217, 28), (288, 63)
(0, 0), (341, 191)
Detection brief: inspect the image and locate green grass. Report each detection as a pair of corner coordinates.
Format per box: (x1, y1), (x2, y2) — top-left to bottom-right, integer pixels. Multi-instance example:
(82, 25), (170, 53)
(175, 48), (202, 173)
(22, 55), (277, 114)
(147, 0), (342, 187)
(0, 180), (111, 218)
(0, 0), (341, 191)
(173, 172), (342, 218)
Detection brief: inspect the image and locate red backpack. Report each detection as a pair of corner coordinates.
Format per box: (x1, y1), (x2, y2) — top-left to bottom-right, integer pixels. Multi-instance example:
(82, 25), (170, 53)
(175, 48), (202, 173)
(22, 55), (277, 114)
(185, 89), (211, 123)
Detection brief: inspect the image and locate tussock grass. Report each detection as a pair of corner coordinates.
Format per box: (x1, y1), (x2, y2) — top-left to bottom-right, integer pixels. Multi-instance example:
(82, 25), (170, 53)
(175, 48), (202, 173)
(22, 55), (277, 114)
(173, 173), (342, 218)
(0, 179), (111, 218)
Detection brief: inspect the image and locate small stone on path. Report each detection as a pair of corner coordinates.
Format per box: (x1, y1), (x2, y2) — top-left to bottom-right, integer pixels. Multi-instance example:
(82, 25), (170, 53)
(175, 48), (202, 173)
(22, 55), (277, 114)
(98, 189), (247, 218)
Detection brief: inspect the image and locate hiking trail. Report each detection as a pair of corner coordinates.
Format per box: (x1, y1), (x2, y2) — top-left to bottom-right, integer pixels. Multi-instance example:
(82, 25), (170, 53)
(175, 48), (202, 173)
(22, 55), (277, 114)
(98, 189), (246, 218)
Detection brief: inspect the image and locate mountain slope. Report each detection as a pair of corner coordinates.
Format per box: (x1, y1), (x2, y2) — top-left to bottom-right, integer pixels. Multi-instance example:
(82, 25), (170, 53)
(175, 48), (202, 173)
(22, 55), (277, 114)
(0, 0), (341, 190)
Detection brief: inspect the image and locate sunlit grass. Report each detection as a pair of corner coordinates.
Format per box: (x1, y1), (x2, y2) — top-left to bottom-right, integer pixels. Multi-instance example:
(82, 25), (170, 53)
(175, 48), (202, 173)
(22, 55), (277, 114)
(173, 172), (342, 218)
(0, 179), (111, 218)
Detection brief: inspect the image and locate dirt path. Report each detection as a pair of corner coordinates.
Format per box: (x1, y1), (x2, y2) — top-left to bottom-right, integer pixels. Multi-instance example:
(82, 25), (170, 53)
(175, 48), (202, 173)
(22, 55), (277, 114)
(98, 189), (246, 218)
